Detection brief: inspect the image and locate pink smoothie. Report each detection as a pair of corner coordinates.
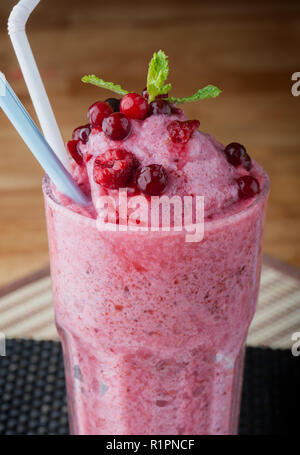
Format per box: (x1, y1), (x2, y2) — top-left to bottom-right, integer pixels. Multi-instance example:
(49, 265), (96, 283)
(44, 109), (269, 435)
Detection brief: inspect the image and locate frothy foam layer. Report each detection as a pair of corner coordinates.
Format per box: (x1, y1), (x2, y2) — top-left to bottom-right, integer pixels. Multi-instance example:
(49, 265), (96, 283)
(55, 111), (259, 221)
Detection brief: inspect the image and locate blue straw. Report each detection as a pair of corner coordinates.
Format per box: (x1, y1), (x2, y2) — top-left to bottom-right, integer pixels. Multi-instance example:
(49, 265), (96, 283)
(0, 73), (89, 206)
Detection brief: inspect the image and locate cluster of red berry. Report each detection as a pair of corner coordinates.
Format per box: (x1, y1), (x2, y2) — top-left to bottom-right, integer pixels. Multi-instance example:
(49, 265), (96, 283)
(87, 91), (174, 140)
(223, 142), (260, 198)
(93, 151), (168, 196)
(67, 90), (260, 199)
(67, 91), (172, 195)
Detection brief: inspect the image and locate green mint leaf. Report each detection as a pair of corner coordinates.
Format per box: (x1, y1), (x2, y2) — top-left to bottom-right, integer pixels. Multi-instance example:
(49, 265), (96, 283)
(81, 75), (129, 96)
(167, 85), (222, 104)
(146, 50), (172, 102)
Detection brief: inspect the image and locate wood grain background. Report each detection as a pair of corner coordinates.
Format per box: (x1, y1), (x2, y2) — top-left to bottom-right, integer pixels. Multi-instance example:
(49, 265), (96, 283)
(0, 0), (299, 286)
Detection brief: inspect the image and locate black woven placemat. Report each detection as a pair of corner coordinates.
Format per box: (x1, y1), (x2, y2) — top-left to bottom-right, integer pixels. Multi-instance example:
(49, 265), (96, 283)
(0, 339), (298, 435)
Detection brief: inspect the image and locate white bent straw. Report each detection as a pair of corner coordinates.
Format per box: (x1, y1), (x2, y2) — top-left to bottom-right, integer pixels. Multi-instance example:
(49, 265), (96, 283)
(8, 0), (70, 170)
(0, 73), (89, 206)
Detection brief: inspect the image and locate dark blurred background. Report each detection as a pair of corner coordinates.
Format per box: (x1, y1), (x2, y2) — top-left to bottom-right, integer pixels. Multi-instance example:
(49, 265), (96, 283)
(0, 0), (299, 285)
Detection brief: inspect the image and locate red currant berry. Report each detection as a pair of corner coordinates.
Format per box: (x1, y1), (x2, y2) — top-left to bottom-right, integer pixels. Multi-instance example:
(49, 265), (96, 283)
(67, 140), (83, 166)
(72, 124), (91, 143)
(93, 149), (138, 189)
(102, 113), (132, 141)
(224, 142), (252, 171)
(105, 98), (121, 112)
(149, 100), (172, 116)
(135, 164), (168, 196)
(87, 101), (113, 128)
(120, 93), (148, 120)
(167, 120), (200, 143)
(237, 175), (260, 198)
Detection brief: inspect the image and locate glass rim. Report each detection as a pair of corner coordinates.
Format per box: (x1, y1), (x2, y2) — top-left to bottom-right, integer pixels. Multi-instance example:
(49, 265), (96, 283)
(43, 165), (270, 236)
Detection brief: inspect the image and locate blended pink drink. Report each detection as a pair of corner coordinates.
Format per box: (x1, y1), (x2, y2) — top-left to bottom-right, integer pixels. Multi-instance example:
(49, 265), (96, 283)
(43, 52), (269, 434)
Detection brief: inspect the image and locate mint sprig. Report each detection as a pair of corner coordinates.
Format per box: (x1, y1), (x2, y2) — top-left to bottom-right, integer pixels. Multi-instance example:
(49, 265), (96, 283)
(81, 75), (129, 96)
(146, 50), (172, 103)
(81, 52), (222, 106)
(167, 85), (222, 104)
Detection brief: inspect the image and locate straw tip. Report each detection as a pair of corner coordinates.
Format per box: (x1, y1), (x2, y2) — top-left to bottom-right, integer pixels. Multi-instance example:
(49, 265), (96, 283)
(8, 0), (41, 35)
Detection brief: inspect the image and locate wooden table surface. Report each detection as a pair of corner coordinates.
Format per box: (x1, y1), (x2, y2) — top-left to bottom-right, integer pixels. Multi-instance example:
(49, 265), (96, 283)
(0, 0), (299, 286)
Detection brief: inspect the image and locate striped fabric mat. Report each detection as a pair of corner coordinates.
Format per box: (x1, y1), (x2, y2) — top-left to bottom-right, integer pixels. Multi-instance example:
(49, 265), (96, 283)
(0, 256), (299, 349)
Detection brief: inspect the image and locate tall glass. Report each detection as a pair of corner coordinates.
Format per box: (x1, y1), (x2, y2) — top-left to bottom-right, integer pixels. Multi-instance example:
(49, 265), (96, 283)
(43, 169), (269, 435)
